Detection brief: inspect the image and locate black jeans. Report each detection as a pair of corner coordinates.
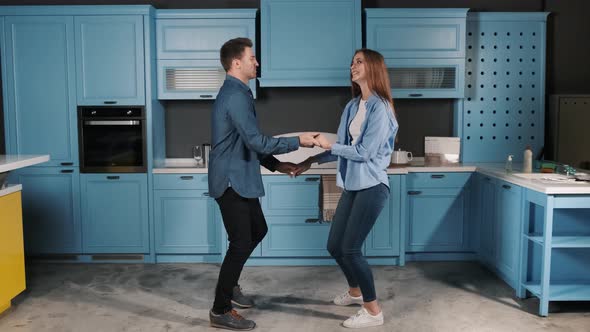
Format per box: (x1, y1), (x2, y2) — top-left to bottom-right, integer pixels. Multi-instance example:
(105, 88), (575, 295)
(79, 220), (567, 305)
(212, 188), (268, 314)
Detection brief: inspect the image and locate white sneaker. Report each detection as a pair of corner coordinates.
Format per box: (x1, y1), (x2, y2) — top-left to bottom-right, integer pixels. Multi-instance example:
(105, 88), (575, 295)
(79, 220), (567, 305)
(333, 291), (364, 306)
(342, 307), (384, 328)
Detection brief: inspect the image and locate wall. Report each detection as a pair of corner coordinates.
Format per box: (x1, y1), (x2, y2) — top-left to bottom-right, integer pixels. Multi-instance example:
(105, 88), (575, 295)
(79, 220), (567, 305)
(1, 0), (589, 160)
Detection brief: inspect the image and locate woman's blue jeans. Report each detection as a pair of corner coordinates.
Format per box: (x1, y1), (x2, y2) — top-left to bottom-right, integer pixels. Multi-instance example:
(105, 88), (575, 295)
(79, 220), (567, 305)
(327, 183), (389, 303)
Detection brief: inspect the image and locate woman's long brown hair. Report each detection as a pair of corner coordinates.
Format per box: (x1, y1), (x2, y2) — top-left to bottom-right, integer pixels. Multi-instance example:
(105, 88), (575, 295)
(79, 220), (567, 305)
(350, 48), (396, 116)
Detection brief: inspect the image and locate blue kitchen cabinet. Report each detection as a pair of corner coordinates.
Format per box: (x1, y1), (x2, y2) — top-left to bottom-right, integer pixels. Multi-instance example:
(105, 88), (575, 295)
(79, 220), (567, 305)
(494, 179), (523, 288)
(366, 175), (401, 257)
(74, 15), (145, 105)
(406, 173), (472, 252)
(11, 167), (82, 254)
(81, 173), (149, 253)
(478, 174), (496, 265)
(1, 16), (78, 166)
(155, 10), (256, 99)
(261, 175), (328, 257)
(365, 8), (468, 98)
(259, 0), (361, 86)
(154, 190), (220, 254)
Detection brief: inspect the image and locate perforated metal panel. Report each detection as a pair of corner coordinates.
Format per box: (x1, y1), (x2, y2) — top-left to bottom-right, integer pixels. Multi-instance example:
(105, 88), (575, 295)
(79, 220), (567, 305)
(462, 13), (549, 162)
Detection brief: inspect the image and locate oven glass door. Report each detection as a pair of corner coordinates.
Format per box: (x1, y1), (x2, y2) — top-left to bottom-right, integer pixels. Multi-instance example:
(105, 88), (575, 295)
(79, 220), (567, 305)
(81, 119), (145, 172)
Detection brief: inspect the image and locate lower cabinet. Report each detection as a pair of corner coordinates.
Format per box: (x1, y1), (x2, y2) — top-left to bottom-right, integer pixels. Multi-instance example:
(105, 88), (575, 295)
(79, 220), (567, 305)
(261, 175), (328, 257)
(366, 175), (401, 257)
(12, 167), (82, 254)
(406, 172), (472, 253)
(260, 175), (401, 258)
(0, 190), (26, 313)
(494, 179), (523, 288)
(478, 174), (496, 265)
(81, 173), (149, 254)
(476, 174), (523, 289)
(154, 189), (220, 254)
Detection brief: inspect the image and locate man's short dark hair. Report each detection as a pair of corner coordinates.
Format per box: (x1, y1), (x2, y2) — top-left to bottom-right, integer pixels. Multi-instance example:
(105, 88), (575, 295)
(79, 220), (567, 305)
(220, 37), (253, 72)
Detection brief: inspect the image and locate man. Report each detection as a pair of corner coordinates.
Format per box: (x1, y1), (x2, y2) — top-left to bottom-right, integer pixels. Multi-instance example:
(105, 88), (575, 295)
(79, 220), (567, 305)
(208, 37), (319, 331)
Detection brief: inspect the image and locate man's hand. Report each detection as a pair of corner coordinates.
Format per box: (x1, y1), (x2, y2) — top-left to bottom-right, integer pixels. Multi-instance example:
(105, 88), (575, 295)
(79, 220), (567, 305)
(276, 162), (298, 177)
(298, 132), (320, 148)
(315, 133), (332, 150)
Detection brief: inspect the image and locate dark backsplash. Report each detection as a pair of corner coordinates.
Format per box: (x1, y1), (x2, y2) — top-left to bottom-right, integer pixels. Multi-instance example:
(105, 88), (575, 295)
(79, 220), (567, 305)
(164, 90), (454, 158)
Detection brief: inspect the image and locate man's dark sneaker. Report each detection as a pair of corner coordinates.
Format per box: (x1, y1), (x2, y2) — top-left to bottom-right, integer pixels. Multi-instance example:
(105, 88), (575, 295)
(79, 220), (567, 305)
(209, 309), (256, 331)
(231, 285), (254, 308)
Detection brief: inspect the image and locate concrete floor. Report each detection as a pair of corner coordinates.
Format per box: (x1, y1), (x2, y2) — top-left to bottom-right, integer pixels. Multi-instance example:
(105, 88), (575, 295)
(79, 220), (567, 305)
(0, 262), (589, 332)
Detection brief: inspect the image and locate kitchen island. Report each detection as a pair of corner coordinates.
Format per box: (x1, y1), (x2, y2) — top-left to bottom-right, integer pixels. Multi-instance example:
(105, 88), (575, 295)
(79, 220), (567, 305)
(0, 154), (49, 314)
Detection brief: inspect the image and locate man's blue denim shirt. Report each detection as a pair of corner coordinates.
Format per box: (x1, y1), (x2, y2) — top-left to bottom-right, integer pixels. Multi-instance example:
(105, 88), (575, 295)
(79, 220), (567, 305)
(208, 75), (299, 199)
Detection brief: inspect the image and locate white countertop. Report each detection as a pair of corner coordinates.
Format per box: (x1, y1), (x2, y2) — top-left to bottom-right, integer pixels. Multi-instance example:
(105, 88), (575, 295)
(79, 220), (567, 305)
(0, 154), (50, 173)
(0, 184), (22, 198)
(153, 158), (590, 195)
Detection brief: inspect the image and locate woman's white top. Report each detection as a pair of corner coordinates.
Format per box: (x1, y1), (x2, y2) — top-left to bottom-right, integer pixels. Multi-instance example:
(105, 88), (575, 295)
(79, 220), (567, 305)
(349, 99), (368, 145)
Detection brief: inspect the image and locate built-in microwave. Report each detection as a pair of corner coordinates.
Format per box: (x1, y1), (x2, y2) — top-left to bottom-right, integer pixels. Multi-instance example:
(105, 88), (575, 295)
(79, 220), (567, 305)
(78, 106), (147, 173)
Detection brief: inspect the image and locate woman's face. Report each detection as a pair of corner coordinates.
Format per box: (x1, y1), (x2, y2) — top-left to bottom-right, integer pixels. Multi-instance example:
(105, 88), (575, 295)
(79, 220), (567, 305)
(350, 52), (367, 84)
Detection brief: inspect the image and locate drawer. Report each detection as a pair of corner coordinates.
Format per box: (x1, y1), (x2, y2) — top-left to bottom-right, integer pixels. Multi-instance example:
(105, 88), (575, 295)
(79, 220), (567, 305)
(153, 174), (208, 190)
(261, 215), (330, 257)
(407, 172), (472, 189)
(261, 175), (320, 215)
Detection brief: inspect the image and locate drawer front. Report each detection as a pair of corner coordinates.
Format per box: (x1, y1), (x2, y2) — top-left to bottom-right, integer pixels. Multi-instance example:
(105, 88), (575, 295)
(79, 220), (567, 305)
(261, 215), (330, 257)
(262, 175), (320, 215)
(407, 172), (471, 189)
(153, 174), (209, 190)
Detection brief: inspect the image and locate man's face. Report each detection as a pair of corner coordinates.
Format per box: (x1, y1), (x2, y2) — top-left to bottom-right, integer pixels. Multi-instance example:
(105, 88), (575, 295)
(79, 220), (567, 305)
(237, 47), (259, 80)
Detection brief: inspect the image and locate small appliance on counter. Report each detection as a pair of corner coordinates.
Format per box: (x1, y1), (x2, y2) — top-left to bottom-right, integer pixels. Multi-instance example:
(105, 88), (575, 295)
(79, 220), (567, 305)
(391, 149), (413, 165)
(424, 136), (461, 166)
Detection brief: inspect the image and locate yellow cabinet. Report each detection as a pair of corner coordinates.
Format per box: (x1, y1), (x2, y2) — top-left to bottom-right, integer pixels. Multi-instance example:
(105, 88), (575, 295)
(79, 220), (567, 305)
(0, 191), (25, 314)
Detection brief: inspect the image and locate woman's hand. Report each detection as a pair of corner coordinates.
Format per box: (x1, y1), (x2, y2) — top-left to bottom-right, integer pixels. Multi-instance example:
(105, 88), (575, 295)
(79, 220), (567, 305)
(293, 158), (314, 176)
(316, 134), (332, 150)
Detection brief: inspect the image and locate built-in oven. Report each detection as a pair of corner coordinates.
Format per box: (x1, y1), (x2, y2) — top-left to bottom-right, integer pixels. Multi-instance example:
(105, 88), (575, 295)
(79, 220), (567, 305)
(78, 106), (147, 173)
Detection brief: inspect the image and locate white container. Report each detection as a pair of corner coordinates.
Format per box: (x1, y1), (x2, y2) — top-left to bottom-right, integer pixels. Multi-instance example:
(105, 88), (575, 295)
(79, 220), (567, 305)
(523, 146), (533, 173)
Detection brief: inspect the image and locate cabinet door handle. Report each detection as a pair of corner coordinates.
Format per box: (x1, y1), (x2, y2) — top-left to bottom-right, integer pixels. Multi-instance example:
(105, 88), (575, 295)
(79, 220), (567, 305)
(305, 177), (320, 182)
(409, 93), (423, 97)
(305, 218), (320, 223)
(103, 101), (117, 105)
(60, 162), (73, 166)
(106, 176), (120, 180)
(408, 191), (422, 195)
(485, 177), (491, 181)
(431, 174), (445, 179)
(200, 94), (213, 98)
(203, 192), (210, 197)
(502, 184), (511, 190)
(180, 176), (194, 180)
(60, 169), (74, 173)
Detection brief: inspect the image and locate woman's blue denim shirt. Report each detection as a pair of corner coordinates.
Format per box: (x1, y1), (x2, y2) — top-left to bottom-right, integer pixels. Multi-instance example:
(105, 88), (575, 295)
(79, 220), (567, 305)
(316, 94), (398, 191)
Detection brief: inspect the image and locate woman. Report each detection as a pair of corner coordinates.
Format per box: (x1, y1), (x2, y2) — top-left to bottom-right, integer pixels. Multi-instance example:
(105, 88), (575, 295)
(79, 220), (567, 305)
(295, 49), (398, 328)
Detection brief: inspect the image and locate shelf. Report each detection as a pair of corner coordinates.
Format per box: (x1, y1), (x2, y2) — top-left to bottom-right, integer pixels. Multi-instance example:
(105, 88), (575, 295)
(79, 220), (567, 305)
(525, 234), (590, 248)
(523, 283), (590, 301)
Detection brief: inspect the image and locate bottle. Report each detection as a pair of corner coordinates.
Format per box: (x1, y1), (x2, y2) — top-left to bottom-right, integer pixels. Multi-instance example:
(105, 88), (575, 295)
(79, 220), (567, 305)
(505, 155), (513, 174)
(523, 145), (533, 173)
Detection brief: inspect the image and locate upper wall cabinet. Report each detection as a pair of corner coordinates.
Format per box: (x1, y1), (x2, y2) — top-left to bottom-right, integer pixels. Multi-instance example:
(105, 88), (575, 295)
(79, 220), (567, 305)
(75, 15), (145, 106)
(155, 10), (256, 100)
(366, 9), (468, 98)
(1, 16), (78, 166)
(260, 0), (361, 87)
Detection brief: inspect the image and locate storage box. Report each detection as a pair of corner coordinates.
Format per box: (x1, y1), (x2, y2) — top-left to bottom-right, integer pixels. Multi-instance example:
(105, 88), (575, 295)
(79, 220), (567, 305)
(425, 136), (461, 165)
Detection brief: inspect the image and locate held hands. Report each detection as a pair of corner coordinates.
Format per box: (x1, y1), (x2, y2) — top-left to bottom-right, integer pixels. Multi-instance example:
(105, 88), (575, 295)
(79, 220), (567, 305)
(298, 133), (332, 150)
(276, 158), (314, 178)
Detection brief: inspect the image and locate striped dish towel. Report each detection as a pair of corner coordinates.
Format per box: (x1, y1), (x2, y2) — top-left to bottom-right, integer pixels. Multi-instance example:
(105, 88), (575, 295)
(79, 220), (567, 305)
(321, 175), (343, 222)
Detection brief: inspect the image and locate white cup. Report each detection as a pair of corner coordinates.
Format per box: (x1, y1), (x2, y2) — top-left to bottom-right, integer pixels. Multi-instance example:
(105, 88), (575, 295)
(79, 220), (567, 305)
(391, 149), (413, 164)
